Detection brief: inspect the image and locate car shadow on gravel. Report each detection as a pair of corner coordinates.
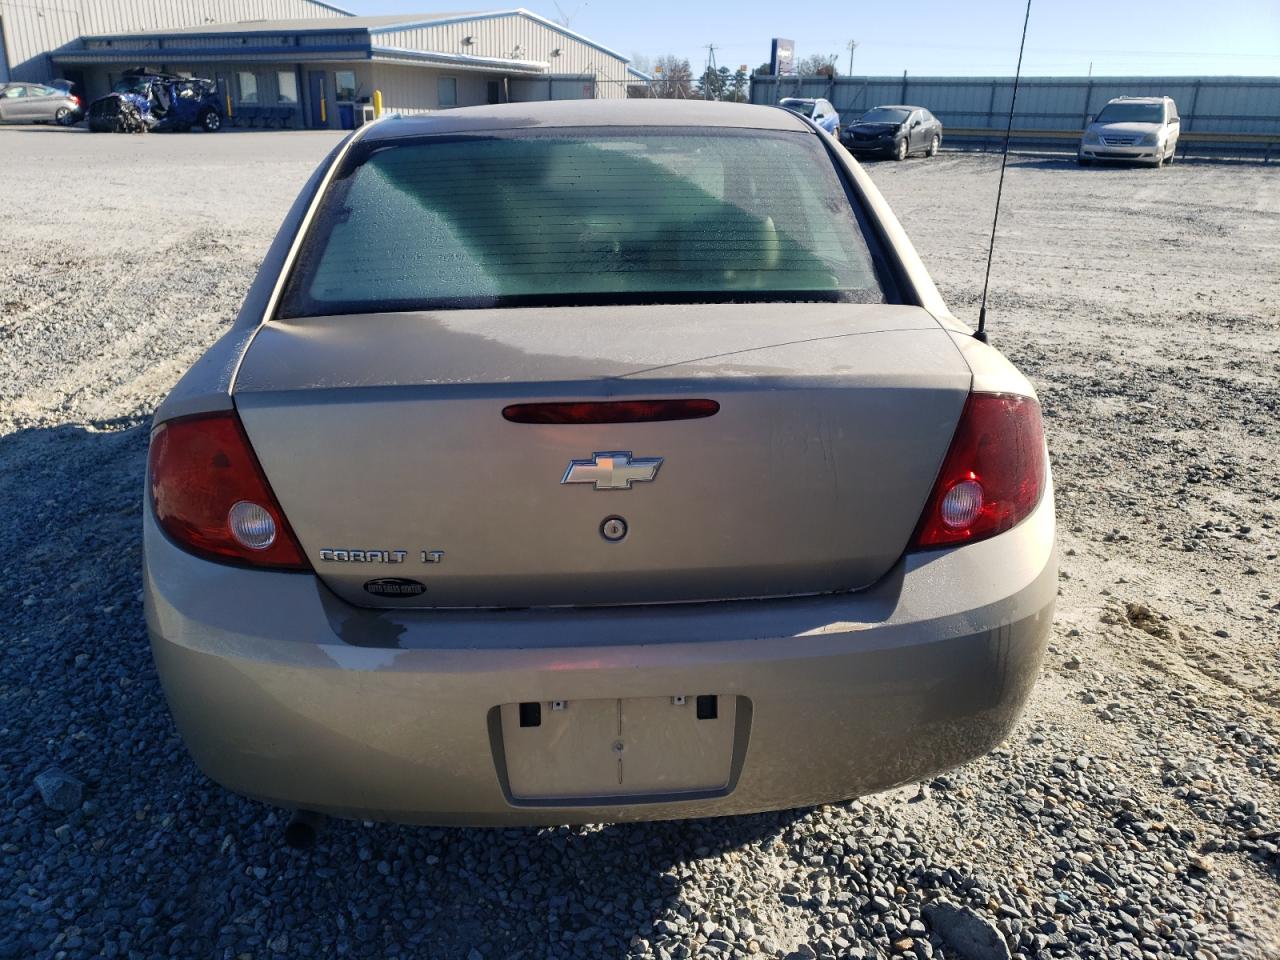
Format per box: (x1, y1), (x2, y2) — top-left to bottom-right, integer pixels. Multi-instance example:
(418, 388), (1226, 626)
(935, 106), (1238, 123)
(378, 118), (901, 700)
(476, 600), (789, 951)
(1003, 155), (1236, 170)
(11, 417), (1275, 959)
(0, 124), (90, 134)
(2, 415), (826, 959)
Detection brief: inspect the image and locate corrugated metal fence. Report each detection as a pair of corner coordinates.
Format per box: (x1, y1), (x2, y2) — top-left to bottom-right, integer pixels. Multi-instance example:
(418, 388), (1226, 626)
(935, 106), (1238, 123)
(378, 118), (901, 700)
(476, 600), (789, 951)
(751, 75), (1280, 158)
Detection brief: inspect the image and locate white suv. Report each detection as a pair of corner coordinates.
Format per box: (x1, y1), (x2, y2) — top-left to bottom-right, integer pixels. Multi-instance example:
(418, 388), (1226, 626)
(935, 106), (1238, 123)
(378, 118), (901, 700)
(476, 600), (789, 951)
(1078, 96), (1180, 168)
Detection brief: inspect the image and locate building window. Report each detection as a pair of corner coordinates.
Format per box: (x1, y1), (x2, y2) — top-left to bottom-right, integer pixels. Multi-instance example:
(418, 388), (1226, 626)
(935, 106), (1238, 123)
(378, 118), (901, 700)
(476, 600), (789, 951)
(438, 76), (457, 107)
(335, 70), (357, 101)
(238, 72), (258, 104)
(487, 80), (501, 104)
(277, 71), (299, 104)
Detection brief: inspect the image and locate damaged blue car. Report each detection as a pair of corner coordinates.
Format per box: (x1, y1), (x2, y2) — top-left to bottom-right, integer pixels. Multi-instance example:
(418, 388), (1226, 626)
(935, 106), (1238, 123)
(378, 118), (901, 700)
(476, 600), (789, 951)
(88, 70), (223, 133)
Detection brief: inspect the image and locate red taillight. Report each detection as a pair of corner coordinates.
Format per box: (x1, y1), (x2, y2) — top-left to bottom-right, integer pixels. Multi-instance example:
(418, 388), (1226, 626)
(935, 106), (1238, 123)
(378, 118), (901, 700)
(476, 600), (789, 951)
(502, 399), (720, 425)
(147, 411), (309, 569)
(910, 393), (1046, 550)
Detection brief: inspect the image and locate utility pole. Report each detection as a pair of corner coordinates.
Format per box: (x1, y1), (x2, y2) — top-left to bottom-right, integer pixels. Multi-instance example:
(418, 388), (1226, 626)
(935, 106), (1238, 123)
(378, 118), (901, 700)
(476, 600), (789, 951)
(846, 39), (858, 76)
(704, 44), (719, 100)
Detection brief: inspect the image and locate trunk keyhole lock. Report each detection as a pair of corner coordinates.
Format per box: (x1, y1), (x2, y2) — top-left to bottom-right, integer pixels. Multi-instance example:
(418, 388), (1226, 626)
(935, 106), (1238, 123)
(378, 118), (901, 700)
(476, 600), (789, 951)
(600, 516), (628, 542)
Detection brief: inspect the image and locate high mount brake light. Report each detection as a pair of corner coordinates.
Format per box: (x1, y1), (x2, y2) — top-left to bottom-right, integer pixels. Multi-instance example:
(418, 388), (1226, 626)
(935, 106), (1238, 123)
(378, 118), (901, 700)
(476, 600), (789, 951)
(147, 411), (309, 570)
(502, 399), (720, 425)
(910, 393), (1046, 549)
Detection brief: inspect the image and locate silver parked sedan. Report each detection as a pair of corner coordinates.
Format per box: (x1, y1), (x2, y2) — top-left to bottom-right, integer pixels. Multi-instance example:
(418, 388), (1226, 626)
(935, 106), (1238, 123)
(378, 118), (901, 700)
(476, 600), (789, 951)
(144, 100), (1055, 827)
(0, 82), (83, 125)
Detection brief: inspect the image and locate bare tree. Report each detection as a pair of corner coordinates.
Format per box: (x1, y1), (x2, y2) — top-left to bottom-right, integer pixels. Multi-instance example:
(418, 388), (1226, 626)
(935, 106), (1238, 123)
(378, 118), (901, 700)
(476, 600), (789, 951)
(796, 53), (839, 77)
(649, 55), (694, 99)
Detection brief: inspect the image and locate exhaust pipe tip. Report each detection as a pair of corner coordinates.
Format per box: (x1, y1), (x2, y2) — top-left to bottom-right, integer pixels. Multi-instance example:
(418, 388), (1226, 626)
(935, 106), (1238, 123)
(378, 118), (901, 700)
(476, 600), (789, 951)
(284, 809), (322, 850)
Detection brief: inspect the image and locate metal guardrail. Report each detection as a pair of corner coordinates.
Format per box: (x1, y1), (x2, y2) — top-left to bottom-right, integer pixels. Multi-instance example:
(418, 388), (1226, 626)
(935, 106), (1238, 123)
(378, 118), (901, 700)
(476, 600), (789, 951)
(941, 127), (1278, 162)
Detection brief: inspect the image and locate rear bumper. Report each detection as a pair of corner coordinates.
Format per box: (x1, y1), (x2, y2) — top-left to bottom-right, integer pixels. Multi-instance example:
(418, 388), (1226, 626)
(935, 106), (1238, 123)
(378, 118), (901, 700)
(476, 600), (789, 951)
(144, 485), (1056, 825)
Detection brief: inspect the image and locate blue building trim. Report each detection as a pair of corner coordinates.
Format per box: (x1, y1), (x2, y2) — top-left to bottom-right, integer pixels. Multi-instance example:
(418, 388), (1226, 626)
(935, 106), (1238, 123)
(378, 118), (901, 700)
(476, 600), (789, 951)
(53, 44), (370, 63)
(80, 28), (371, 43)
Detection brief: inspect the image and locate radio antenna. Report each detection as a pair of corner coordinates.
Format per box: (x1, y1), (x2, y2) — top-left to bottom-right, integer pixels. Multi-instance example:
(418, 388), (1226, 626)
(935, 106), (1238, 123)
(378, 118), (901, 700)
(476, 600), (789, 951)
(975, 0), (1033, 344)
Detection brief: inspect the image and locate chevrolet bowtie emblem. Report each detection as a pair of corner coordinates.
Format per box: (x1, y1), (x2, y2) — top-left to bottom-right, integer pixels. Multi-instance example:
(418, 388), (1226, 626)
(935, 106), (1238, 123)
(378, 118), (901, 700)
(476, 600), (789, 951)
(561, 451), (663, 490)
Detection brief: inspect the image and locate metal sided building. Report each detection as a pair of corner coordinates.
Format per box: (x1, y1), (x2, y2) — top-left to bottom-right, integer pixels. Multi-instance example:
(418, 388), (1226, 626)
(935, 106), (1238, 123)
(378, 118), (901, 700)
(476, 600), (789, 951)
(0, 0), (349, 82)
(2, 5), (638, 127)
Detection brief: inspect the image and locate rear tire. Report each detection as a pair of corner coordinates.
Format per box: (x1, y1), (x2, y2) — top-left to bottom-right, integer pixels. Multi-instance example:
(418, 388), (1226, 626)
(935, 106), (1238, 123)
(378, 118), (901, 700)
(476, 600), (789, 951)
(895, 138), (908, 161)
(927, 135), (939, 157)
(55, 107), (71, 125)
(199, 110), (222, 132)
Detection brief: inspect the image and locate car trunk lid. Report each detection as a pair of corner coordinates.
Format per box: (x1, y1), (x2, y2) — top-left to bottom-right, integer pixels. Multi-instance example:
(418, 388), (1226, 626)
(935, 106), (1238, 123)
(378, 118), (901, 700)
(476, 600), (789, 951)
(233, 303), (971, 608)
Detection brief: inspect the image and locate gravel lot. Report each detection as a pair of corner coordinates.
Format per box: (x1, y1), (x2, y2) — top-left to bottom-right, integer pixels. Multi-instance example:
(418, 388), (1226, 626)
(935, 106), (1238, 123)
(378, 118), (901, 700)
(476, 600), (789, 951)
(2, 127), (1277, 960)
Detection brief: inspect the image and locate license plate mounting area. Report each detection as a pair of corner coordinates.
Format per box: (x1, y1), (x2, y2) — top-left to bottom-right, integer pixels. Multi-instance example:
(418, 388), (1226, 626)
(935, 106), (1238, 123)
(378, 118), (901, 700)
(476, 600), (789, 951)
(497, 695), (739, 802)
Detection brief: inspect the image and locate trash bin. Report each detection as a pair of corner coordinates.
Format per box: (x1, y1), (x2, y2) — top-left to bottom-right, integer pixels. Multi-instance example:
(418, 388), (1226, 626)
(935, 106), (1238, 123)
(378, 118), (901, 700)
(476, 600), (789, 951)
(338, 102), (355, 130)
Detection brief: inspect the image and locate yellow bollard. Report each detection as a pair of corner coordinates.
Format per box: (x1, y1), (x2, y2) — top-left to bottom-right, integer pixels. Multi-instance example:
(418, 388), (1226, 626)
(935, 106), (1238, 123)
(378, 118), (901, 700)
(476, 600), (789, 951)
(373, 89), (383, 118)
(225, 93), (233, 118)
(320, 97), (326, 124)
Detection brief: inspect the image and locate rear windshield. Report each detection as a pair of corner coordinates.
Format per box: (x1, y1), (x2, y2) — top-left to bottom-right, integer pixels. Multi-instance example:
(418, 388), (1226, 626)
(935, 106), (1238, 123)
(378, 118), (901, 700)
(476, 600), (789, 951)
(860, 108), (909, 123)
(279, 128), (891, 317)
(779, 99), (815, 117)
(1095, 102), (1163, 124)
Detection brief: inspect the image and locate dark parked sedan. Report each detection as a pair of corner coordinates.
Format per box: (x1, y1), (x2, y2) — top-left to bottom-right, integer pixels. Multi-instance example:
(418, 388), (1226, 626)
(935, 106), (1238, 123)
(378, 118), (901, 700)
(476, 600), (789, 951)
(841, 105), (942, 160)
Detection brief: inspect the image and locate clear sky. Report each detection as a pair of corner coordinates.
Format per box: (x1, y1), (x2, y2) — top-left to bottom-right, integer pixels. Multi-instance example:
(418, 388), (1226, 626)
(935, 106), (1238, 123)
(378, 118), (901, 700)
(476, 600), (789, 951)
(341, 0), (1280, 78)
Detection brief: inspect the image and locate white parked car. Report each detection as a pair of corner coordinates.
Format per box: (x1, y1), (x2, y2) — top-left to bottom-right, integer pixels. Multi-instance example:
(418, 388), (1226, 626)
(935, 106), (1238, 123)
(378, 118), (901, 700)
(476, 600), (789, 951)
(778, 97), (840, 136)
(1078, 96), (1180, 168)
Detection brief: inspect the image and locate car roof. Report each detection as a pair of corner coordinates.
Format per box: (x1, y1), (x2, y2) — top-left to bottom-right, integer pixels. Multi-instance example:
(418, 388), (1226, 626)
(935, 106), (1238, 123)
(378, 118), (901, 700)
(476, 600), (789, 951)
(868, 104), (925, 111)
(1106, 96), (1166, 104)
(359, 99), (812, 142)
